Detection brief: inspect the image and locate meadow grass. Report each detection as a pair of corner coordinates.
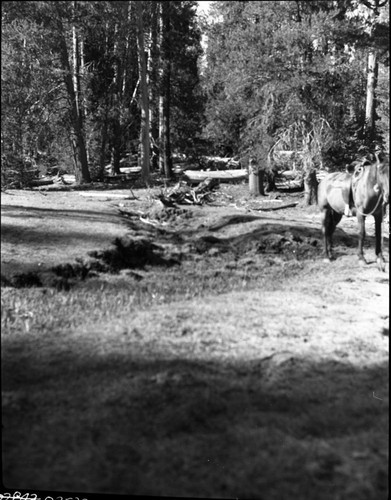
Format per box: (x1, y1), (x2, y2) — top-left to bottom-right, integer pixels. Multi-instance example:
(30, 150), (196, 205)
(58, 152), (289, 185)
(1, 189), (388, 498)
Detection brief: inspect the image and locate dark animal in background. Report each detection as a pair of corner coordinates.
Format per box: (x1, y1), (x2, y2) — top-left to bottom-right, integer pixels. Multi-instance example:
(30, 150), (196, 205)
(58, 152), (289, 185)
(318, 154), (389, 271)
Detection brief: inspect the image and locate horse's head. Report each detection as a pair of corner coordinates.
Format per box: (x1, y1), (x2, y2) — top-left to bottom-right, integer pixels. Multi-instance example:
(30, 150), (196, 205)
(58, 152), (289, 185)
(376, 155), (389, 204)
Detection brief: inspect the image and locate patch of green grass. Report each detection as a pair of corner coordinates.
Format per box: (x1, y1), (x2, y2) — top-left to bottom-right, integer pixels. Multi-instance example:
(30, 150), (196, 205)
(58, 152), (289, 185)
(1, 252), (302, 337)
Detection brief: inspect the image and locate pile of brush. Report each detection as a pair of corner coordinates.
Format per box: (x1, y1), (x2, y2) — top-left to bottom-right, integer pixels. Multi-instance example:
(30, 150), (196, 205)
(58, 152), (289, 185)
(157, 178), (219, 206)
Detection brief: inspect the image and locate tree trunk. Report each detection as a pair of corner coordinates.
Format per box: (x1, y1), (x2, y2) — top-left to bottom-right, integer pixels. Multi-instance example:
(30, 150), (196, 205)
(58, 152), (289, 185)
(364, 51), (378, 141)
(163, 61), (172, 180)
(158, 1), (164, 174)
(111, 143), (121, 175)
(109, 110), (121, 175)
(303, 169), (318, 205)
(158, 96), (164, 173)
(109, 19), (123, 176)
(135, 0), (150, 183)
(159, 0), (172, 180)
(249, 158), (265, 195)
(149, 0), (159, 171)
(57, 18), (90, 184)
(72, 2), (81, 117)
(99, 115), (108, 180)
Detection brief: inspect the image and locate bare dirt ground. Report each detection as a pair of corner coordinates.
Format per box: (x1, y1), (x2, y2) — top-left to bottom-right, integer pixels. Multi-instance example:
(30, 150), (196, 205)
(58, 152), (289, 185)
(1, 183), (389, 499)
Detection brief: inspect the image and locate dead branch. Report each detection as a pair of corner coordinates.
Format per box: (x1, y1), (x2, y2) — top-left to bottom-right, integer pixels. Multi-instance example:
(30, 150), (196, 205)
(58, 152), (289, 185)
(248, 202), (298, 212)
(156, 179), (218, 206)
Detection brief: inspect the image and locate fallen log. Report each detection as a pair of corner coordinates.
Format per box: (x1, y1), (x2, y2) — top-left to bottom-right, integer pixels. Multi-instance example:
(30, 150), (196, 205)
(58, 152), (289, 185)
(30, 178), (54, 187)
(183, 169), (248, 184)
(79, 192), (135, 199)
(119, 166), (142, 174)
(248, 202), (298, 212)
(204, 156), (241, 170)
(104, 174), (127, 183)
(274, 179), (303, 190)
(62, 174), (76, 183)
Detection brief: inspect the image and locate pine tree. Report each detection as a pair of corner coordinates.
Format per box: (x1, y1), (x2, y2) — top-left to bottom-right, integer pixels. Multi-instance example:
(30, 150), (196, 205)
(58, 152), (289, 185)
(1, 0), (208, 187)
(136, 1), (150, 183)
(54, 1), (91, 183)
(203, 0), (389, 202)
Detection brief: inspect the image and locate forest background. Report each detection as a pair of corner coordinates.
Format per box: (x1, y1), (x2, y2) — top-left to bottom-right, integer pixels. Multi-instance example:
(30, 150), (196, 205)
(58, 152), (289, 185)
(1, 0), (389, 193)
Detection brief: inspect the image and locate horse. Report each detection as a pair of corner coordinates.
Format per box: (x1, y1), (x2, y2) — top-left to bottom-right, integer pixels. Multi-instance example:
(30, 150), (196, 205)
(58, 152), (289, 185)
(318, 154), (389, 271)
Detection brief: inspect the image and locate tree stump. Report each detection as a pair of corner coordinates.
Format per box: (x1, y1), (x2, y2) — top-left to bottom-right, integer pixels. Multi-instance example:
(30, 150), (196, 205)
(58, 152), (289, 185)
(265, 169), (277, 192)
(248, 158), (265, 196)
(303, 168), (318, 205)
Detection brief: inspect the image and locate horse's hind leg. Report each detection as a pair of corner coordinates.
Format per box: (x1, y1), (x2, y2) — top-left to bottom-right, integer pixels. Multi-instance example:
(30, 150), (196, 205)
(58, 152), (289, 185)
(320, 208), (331, 260)
(330, 211), (342, 258)
(356, 213), (367, 265)
(321, 208), (339, 261)
(374, 213), (385, 271)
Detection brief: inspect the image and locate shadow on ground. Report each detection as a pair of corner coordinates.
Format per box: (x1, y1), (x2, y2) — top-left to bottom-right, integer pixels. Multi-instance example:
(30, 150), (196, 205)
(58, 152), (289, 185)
(2, 337), (388, 498)
(1, 203), (124, 223)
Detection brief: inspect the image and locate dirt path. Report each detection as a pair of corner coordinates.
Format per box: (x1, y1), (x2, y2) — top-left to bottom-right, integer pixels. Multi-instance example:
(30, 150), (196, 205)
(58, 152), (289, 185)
(1, 190), (129, 277)
(1, 186), (389, 498)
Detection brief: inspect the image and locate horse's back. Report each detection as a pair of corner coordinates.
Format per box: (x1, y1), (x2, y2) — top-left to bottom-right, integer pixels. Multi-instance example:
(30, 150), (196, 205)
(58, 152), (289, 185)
(318, 172), (352, 214)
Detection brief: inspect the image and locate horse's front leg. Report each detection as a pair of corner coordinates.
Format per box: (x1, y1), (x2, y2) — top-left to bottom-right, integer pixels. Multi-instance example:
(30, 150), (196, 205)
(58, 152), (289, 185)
(321, 208), (333, 261)
(374, 213), (385, 271)
(356, 213), (367, 265)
